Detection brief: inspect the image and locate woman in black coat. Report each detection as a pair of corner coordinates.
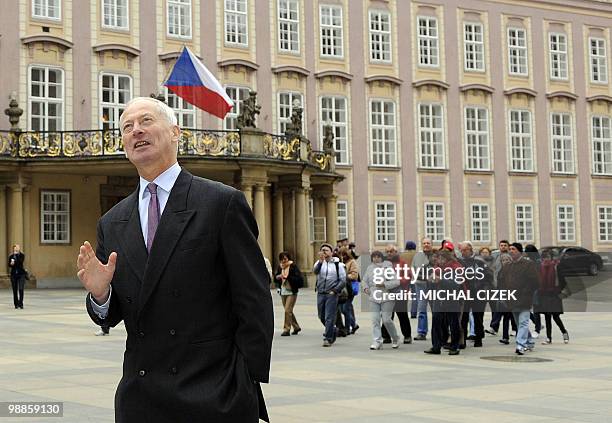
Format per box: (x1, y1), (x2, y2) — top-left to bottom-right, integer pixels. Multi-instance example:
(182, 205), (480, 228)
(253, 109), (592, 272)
(535, 250), (570, 344)
(8, 244), (26, 309)
(274, 252), (304, 336)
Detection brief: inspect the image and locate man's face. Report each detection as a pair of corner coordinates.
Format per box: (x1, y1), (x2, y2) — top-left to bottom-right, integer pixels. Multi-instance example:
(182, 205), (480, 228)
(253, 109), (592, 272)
(509, 246), (521, 260)
(422, 238), (432, 252)
(320, 246), (332, 259)
(13, 244), (20, 253)
(120, 100), (180, 173)
(499, 242), (509, 253)
(385, 245), (397, 257)
(460, 245), (473, 258)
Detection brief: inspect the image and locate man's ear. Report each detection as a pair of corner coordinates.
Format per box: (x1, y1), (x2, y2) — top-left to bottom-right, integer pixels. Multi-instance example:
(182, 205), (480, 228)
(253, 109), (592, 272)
(171, 125), (181, 141)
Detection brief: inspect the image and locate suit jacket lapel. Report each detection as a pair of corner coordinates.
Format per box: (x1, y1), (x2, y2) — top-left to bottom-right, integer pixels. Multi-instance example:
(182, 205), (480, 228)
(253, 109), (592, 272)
(137, 170), (195, 322)
(112, 190), (148, 284)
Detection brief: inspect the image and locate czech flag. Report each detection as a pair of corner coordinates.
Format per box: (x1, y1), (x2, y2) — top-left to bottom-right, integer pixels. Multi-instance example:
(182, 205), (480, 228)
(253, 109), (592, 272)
(164, 47), (234, 119)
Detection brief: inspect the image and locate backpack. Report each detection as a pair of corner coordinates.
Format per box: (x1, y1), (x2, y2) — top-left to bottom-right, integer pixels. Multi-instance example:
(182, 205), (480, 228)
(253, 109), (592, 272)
(334, 261), (349, 304)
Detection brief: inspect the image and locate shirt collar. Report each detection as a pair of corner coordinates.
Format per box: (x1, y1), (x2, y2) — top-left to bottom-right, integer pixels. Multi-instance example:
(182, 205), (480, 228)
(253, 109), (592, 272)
(139, 162), (182, 199)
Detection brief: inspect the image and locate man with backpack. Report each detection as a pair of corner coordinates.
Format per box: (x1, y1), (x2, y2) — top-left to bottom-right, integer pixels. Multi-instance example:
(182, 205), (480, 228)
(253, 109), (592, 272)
(313, 243), (347, 347)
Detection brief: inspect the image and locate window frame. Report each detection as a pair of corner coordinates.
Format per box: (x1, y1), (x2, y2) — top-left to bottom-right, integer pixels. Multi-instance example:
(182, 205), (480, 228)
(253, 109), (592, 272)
(319, 4), (344, 58)
(32, 0), (61, 20)
(417, 15), (439, 68)
(548, 32), (568, 81)
(598, 205), (612, 242)
(550, 112), (574, 174)
(375, 201), (397, 243)
(470, 203), (491, 243)
(507, 27), (528, 76)
(515, 204), (534, 243)
(99, 72), (132, 131)
(556, 205), (575, 243)
(102, 0), (129, 30)
(464, 105), (490, 171)
(591, 115), (612, 175)
(424, 202), (445, 243)
(28, 64), (65, 132)
(40, 189), (71, 245)
(320, 95), (349, 165)
(278, 0), (300, 54)
(463, 21), (485, 72)
(369, 9), (392, 63)
(167, 0), (192, 39)
(165, 87), (196, 128)
(369, 98), (397, 167)
(509, 109), (534, 172)
(223, 85), (251, 130)
(589, 37), (608, 84)
(418, 103), (445, 169)
(337, 200), (348, 241)
(277, 91), (304, 135)
(224, 0), (248, 46)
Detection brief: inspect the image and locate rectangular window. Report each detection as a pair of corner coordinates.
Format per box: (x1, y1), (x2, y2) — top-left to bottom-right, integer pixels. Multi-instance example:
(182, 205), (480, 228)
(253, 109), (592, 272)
(376, 202), (396, 243)
(40, 190), (70, 244)
(225, 0), (248, 45)
(471, 204), (490, 243)
(424, 203), (445, 243)
(32, 0), (60, 19)
(337, 200), (348, 241)
(369, 10), (391, 62)
(417, 16), (439, 67)
(167, 0), (192, 38)
(465, 106), (490, 170)
(100, 73), (131, 130)
(509, 110), (533, 172)
(418, 103), (444, 169)
(592, 115), (612, 175)
(598, 206), (612, 242)
(224, 86), (250, 130)
(370, 99), (396, 166)
(464, 22), (484, 71)
(551, 112), (574, 174)
(557, 205), (575, 243)
(165, 88), (195, 128)
(590, 37), (608, 83)
(508, 27), (528, 76)
(103, 0), (128, 29)
(320, 96), (348, 164)
(29, 66), (64, 131)
(278, 92), (303, 135)
(278, 0), (299, 53)
(549, 33), (568, 80)
(308, 199), (326, 242)
(515, 204), (534, 243)
(320, 5), (343, 58)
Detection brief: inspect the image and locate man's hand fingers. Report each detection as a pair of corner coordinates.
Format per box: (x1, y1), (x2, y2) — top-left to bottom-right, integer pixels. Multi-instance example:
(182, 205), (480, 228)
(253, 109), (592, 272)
(106, 252), (118, 273)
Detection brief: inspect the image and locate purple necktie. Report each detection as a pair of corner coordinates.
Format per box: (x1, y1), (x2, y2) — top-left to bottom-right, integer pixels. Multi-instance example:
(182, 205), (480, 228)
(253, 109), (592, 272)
(146, 183), (160, 253)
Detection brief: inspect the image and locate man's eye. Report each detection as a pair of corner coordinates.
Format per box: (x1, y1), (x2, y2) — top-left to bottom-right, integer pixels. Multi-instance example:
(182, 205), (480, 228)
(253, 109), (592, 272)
(123, 124), (133, 132)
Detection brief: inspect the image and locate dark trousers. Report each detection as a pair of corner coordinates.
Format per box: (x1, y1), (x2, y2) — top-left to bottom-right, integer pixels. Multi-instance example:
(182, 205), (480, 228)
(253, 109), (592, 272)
(432, 312), (460, 351)
(101, 325), (110, 334)
(530, 312), (542, 333)
(489, 310), (503, 332)
(382, 300), (412, 340)
(11, 275), (25, 308)
(501, 312), (517, 340)
(543, 312), (567, 339)
(461, 310), (484, 342)
(317, 293), (339, 342)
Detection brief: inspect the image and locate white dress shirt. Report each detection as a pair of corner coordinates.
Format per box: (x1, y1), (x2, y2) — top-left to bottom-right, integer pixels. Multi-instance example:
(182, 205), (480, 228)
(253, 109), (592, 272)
(90, 162), (182, 319)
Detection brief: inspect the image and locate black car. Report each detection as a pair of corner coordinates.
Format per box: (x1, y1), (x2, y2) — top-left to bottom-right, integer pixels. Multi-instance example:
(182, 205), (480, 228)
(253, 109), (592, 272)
(540, 246), (604, 276)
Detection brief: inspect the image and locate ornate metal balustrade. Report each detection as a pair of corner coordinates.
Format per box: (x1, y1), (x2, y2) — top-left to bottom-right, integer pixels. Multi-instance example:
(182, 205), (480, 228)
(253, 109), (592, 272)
(0, 129), (334, 172)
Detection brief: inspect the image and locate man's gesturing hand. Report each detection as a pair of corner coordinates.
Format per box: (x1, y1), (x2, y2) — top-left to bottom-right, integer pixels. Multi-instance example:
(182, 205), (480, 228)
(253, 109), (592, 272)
(77, 241), (117, 303)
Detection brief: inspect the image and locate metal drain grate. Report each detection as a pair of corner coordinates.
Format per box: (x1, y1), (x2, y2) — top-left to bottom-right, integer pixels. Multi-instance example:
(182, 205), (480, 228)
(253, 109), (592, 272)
(480, 356), (553, 363)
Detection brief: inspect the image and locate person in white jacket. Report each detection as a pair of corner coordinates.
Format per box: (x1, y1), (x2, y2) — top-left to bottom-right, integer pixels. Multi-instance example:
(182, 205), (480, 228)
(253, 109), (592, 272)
(362, 250), (400, 350)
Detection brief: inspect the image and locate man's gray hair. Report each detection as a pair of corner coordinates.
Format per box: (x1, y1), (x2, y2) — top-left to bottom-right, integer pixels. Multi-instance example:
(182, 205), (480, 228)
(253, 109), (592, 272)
(460, 241), (473, 249)
(119, 97), (178, 132)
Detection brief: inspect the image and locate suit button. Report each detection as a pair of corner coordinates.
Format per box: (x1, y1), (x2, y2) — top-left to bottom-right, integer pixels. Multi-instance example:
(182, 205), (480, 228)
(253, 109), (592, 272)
(169, 329), (176, 336)
(126, 296), (132, 303)
(138, 331), (145, 338)
(138, 370), (146, 377)
(170, 367), (177, 374)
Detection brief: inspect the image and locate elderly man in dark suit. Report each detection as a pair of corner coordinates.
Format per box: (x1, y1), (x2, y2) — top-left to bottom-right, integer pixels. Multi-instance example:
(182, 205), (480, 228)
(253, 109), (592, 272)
(77, 97), (274, 423)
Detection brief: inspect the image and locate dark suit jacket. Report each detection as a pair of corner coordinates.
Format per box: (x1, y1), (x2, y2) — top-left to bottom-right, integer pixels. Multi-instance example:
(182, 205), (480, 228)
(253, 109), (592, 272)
(86, 170), (274, 423)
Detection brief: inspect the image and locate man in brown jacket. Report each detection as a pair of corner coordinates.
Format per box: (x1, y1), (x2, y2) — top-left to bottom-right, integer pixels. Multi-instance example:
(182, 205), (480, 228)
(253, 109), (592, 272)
(498, 242), (539, 355)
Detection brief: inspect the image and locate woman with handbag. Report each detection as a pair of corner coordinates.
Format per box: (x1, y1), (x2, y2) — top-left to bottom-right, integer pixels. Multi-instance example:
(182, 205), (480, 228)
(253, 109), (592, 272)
(339, 247), (359, 335)
(536, 250), (570, 344)
(274, 252), (303, 336)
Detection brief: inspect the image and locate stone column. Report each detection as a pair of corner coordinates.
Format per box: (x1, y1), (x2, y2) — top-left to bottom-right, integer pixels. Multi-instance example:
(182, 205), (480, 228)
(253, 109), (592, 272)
(0, 186), (7, 277)
(295, 187), (309, 271)
(241, 183), (253, 209)
(253, 184), (266, 253)
(325, 194), (338, 246)
(22, 187), (31, 258)
(273, 187), (284, 267)
(8, 184), (24, 248)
